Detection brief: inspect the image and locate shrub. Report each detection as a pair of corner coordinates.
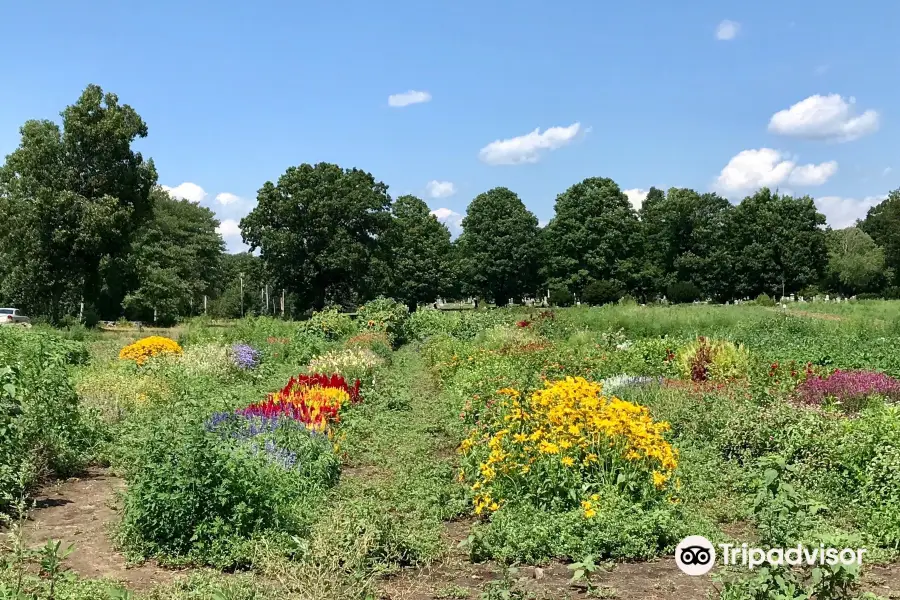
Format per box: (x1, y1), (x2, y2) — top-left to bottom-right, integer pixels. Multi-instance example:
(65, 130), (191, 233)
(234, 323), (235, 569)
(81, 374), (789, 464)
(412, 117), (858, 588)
(119, 336), (183, 365)
(798, 285), (822, 298)
(581, 281), (623, 306)
(666, 281), (701, 304)
(357, 297), (409, 345)
(0, 330), (103, 513)
(406, 309), (515, 341)
(302, 307), (357, 340)
(856, 292), (882, 300)
(675, 337), (749, 382)
(754, 293), (776, 306)
(549, 287), (574, 307)
(119, 411), (339, 568)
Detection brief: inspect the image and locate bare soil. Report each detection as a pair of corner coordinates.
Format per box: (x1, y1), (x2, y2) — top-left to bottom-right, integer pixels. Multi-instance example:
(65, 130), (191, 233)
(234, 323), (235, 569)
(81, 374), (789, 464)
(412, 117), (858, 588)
(21, 468), (186, 591)
(379, 516), (900, 600)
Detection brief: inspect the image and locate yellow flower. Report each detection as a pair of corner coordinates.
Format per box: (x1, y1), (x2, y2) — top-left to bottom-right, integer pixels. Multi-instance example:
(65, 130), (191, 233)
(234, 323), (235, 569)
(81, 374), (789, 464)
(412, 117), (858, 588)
(119, 336), (183, 365)
(652, 471), (669, 489)
(561, 456), (575, 467)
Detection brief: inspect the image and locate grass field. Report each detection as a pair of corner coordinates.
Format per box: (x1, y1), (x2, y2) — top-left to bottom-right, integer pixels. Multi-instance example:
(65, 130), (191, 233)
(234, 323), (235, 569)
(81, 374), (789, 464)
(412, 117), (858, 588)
(2, 300), (900, 599)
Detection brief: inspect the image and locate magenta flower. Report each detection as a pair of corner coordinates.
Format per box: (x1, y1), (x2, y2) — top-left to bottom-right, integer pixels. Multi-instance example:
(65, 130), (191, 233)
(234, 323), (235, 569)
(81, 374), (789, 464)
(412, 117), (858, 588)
(795, 369), (900, 411)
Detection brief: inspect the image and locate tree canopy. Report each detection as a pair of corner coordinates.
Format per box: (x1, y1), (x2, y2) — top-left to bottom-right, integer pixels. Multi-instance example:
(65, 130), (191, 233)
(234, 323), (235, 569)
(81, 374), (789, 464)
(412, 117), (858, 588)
(456, 187), (542, 304)
(0, 84), (157, 320)
(124, 188), (225, 323)
(542, 177), (639, 296)
(240, 163), (392, 311)
(383, 195), (453, 310)
(2, 83), (900, 323)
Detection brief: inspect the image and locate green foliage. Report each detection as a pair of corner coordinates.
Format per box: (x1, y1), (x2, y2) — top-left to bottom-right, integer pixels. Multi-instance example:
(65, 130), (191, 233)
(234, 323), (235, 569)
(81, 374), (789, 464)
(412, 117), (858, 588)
(755, 293), (775, 306)
(548, 287), (574, 307)
(860, 188), (900, 287)
(542, 177), (638, 297)
(240, 162), (393, 311)
(580, 280), (623, 306)
(666, 281), (702, 304)
(456, 187), (542, 304)
(0, 84), (157, 322)
(675, 337), (750, 381)
(0, 329), (104, 513)
(406, 308), (516, 342)
(301, 307), (358, 341)
(118, 406), (339, 568)
(725, 189), (828, 300)
(124, 189), (225, 323)
(356, 297), (409, 345)
(465, 502), (698, 564)
(383, 195), (453, 309)
(825, 227), (886, 295)
(640, 187), (733, 300)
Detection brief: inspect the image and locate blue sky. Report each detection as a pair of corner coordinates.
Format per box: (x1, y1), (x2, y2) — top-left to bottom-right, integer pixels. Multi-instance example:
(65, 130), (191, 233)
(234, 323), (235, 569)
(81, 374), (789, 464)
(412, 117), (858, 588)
(2, 0), (898, 251)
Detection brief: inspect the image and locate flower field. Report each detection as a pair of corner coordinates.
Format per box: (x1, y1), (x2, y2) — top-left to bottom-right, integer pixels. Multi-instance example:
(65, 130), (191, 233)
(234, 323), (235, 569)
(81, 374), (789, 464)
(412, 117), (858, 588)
(5, 301), (900, 598)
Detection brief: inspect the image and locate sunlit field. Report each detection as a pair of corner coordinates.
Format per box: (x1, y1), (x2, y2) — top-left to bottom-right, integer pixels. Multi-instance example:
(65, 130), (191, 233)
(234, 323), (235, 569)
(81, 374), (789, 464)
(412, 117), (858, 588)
(2, 300), (900, 599)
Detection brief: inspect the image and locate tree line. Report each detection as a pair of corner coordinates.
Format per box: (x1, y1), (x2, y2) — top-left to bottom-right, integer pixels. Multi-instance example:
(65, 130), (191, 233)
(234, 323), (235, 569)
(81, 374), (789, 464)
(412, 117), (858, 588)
(0, 85), (897, 324)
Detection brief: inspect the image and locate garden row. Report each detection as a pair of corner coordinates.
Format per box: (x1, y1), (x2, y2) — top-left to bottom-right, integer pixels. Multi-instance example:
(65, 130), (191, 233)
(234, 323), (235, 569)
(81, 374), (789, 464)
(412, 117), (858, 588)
(416, 305), (900, 598)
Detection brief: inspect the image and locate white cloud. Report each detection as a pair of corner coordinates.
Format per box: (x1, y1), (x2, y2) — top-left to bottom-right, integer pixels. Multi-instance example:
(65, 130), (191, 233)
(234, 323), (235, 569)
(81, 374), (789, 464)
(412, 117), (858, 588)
(884, 167), (893, 176)
(787, 161), (838, 186)
(815, 195), (885, 229)
(715, 148), (838, 195)
(216, 192), (241, 205)
(623, 188), (649, 211)
(388, 90), (432, 107)
(426, 180), (457, 199)
(768, 94), (880, 142)
(216, 218), (248, 253)
(479, 123), (582, 165)
(431, 207), (463, 237)
(216, 218), (241, 238)
(162, 182), (207, 203)
(716, 20), (740, 40)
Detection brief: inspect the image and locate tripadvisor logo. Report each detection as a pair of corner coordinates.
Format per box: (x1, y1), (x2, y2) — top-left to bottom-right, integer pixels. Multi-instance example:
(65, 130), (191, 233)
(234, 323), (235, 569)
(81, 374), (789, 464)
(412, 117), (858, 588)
(675, 536), (867, 576)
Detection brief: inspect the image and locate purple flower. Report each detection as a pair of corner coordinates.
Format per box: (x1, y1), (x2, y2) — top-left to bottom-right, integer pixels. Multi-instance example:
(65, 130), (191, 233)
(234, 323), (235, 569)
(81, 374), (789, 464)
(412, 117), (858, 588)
(231, 343), (260, 370)
(204, 411), (320, 471)
(796, 369), (900, 411)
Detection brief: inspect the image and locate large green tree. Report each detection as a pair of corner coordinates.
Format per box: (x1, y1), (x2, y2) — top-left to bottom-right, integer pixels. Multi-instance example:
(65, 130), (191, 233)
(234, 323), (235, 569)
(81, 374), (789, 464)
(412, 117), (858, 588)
(240, 163), (392, 311)
(724, 188), (827, 299)
(860, 189), (900, 286)
(457, 187), (541, 304)
(124, 188), (225, 323)
(542, 177), (639, 297)
(0, 85), (157, 321)
(383, 195), (453, 310)
(825, 227), (886, 295)
(640, 187), (733, 300)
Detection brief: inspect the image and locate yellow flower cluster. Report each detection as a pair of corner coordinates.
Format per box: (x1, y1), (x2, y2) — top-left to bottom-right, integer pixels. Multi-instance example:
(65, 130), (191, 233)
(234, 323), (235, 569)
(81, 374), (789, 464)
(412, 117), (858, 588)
(119, 336), (183, 365)
(459, 377), (678, 518)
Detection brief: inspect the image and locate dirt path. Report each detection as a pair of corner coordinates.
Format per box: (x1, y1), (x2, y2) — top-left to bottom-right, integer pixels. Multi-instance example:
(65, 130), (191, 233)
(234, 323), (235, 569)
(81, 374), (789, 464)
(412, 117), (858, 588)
(22, 468), (185, 591)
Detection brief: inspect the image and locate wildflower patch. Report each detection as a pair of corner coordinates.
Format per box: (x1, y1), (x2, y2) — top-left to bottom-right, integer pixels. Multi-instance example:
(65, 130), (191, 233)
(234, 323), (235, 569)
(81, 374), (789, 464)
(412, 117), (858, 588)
(458, 376), (678, 518)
